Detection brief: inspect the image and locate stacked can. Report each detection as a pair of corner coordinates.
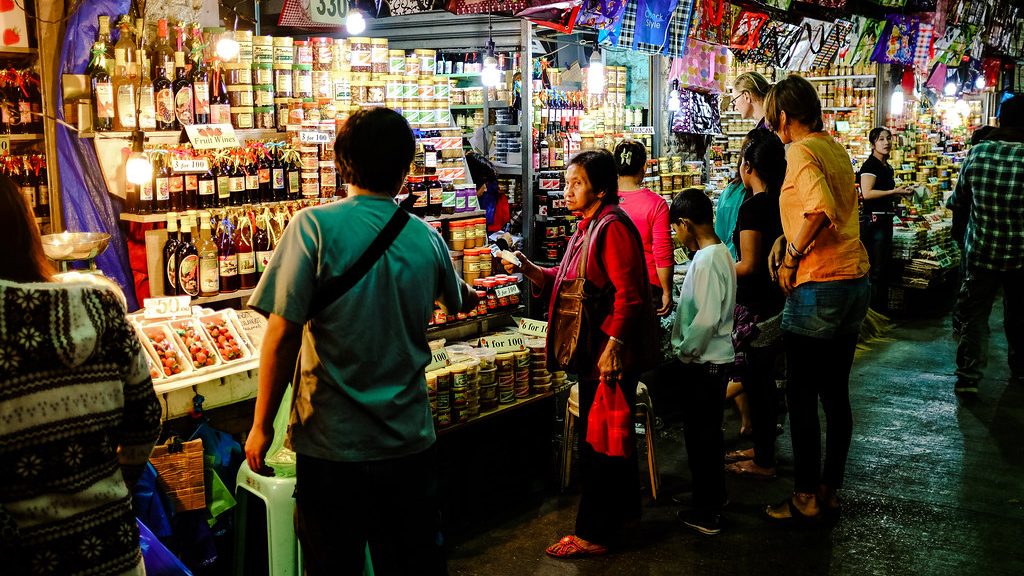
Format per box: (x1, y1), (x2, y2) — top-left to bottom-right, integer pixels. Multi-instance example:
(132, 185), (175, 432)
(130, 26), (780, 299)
(426, 371), (438, 424)
(495, 352), (516, 404)
(464, 357), (480, 418)
(513, 349), (531, 398)
(450, 363), (470, 423)
(527, 339), (551, 393)
(252, 35), (275, 129)
(272, 36), (293, 131)
(472, 348), (498, 411)
(551, 371), (569, 392)
(330, 39), (352, 128)
(223, 30), (253, 129)
(434, 367), (451, 427)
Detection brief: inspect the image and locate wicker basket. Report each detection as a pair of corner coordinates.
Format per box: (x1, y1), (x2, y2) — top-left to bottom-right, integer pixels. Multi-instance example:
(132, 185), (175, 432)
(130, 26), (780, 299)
(149, 437), (206, 512)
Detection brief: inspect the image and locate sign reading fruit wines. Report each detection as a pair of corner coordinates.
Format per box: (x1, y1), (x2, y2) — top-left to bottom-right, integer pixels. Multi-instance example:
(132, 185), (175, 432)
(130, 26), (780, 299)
(184, 124), (240, 149)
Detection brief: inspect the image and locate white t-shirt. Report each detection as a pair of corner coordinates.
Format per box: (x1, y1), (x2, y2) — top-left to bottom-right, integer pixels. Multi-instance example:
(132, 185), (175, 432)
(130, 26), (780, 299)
(670, 242), (737, 365)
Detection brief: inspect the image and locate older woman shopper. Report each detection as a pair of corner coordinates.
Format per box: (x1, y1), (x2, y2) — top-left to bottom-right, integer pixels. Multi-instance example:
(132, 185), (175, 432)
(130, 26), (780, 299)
(504, 150), (650, 558)
(614, 139), (674, 315)
(764, 75), (870, 522)
(0, 174), (162, 575)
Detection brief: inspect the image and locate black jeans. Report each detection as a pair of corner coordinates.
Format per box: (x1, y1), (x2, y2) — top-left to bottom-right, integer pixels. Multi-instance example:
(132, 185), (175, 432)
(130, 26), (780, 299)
(575, 375), (641, 545)
(673, 360), (728, 513)
(295, 447), (447, 576)
(861, 218), (894, 309)
(953, 267), (1024, 384)
(784, 331), (858, 494)
(742, 344), (782, 468)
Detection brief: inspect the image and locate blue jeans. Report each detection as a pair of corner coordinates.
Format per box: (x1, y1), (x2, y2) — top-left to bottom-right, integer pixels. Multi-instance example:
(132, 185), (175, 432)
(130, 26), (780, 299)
(953, 267), (1024, 384)
(782, 277), (870, 339)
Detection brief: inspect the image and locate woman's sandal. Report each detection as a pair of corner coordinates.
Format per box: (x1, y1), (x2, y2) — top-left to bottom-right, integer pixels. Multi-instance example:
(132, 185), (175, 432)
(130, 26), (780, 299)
(725, 460), (776, 479)
(764, 497), (821, 525)
(545, 535), (609, 559)
(725, 448), (755, 463)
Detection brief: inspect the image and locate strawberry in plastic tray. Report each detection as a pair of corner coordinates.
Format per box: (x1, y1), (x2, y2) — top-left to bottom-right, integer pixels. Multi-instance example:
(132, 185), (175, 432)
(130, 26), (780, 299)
(170, 318), (221, 371)
(200, 313), (249, 363)
(140, 325), (191, 378)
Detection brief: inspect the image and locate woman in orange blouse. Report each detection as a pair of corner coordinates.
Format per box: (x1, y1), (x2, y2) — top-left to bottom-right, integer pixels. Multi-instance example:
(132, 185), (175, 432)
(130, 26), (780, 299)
(763, 76), (870, 523)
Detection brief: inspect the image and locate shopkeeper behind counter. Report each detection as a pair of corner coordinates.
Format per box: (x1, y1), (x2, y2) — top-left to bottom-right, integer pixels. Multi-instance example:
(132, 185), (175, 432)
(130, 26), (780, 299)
(466, 152), (511, 233)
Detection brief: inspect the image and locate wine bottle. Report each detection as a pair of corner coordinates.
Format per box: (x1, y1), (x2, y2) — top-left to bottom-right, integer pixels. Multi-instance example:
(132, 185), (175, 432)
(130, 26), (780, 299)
(286, 154), (301, 200)
(136, 49), (156, 131)
(215, 159), (231, 206)
(192, 48), (210, 125)
(244, 155), (260, 205)
(88, 43), (114, 132)
(198, 158), (215, 209)
(172, 51), (194, 126)
(236, 212), (257, 290)
(209, 60), (230, 125)
(18, 157), (36, 213)
(35, 156), (48, 218)
(96, 15), (115, 76)
(196, 210), (219, 297)
(112, 17), (138, 132)
(253, 209), (273, 281)
(168, 155), (184, 211)
(217, 213), (239, 293)
(176, 214), (200, 297)
(229, 158), (245, 206)
(183, 163), (199, 210)
(258, 149), (272, 203)
(271, 148), (286, 201)
(154, 155), (170, 213)
(162, 212), (180, 296)
(150, 19), (174, 88)
(153, 56), (175, 130)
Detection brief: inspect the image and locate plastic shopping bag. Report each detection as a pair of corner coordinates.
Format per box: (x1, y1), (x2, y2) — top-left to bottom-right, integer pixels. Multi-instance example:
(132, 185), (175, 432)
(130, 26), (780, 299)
(586, 379), (634, 458)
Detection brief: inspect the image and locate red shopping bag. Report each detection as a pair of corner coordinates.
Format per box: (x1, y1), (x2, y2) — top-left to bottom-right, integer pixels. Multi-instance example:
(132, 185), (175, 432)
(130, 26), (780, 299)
(586, 378), (634, 458)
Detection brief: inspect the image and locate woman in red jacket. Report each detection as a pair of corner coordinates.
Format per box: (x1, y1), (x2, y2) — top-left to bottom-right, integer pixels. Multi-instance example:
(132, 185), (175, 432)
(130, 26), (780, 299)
(505, 150), (650, 558)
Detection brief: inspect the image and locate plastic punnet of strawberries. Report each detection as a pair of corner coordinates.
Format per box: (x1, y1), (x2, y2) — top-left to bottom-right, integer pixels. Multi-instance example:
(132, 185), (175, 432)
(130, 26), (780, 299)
(147, 330), (184, 377)
(175, 323), (217, 369)
(203, 318), (243, 361)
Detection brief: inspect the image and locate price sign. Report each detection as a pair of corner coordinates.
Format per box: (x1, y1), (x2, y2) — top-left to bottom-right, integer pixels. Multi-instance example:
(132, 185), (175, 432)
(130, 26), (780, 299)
(143, 295), (193, 319)
(516, 317), (548, 338)
(924, 160), (936, 167)
(928, 177), (939, 185)
(184, 124), (240, 149)
(310, 0), (345, 26)
(494, 284), (521, 300)
(233, 309), (268, 348)
(902, 164), (913, 171)
(835, 120), (851, 133)
(0, 135), (9, 155)
(626, 126), (655, 135)
(171, 158), (210, 173)
(426, 347), (450, 372)
(299, 131), (332, 144)
(478, 333), (526, 353)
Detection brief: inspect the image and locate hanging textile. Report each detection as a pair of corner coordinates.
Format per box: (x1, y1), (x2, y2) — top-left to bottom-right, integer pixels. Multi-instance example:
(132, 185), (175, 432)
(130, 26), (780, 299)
(870, 14), (920, 67)
(672, 89), (721, 135)
(810, 18), (852, 70)
(932, 25), (976, 66)
(783, 18), (832, 72)
(56, 0), (138, 310)
(447, 0), (528, 14)
(599, 0), (696, 58)
(632, 0), (682, 50)
(576, 0), (628, 31)
(914, 23), (935, 73)
(690, 0), (734, 46)
(679, 38), (730, 94)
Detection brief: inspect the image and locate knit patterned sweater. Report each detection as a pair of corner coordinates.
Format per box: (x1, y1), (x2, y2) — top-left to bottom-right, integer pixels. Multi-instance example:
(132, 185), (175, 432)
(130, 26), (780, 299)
(0, 276), (162, 576)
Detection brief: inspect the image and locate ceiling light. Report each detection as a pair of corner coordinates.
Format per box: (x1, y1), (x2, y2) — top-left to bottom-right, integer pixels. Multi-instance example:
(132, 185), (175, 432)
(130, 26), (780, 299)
(890, 89), (904, 117)
(346, 11), (367, 35)
(587, 49), (605, 95)
(944, 82), (958, 97)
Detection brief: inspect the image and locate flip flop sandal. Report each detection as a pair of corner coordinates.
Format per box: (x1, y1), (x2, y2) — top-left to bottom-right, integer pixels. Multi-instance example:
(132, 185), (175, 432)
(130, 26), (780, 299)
(545, 535), (609, 559)
(764, 498), (821, 525)
(725, 449), (754, 463)
(725, 461), (776, 479)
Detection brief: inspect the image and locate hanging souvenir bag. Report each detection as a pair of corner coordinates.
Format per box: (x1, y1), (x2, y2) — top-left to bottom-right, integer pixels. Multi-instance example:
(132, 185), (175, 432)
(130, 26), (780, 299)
(914, 23), (935, 72)
(576, 0), (627, 31)
(672, 89), (722, 135)
(840, 16), (885, 67)
(744, 20), (801, 67)
(729, 10), (768, 52)
(586, 378), (634, 458)
(680, 38), (730, 93)
(811, 18), (853, 70)
(870, 14), (920, 67)
(516, 1), (585, 34)
(631, 0), (681, 51)
(690, 0), (734, 46)
(783, 18), (830, 72)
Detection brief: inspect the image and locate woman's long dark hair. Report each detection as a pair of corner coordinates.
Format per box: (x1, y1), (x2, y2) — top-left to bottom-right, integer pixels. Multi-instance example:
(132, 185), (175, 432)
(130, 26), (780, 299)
(568, 149), (619, 205)
(0, 173), (53, 283)
(742, 128), (787, 201)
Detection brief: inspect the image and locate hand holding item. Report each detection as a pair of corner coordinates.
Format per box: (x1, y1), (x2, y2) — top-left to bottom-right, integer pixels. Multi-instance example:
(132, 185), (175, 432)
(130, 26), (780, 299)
(598, 338), (623, 381)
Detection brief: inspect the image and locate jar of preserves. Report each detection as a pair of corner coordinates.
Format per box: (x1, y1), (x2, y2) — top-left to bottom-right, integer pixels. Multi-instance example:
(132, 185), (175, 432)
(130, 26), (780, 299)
(330, 38), (348, 72)
(313, 70), (332, 99)
(253, 36), (273, 64)
(371, 38), (389, 75)
(275, 98), (290, 132)
(319, 98), (337, 121)
(287, 98), (305, 128)
(416, 49), (436, 76)
(293, 40), (313, 66)
(474, 218), (486, 246)
(299, 145), (318, 171)
(273, 67), (293, 98)
(253, 63), (273, 86)
(385, 75), (403, 102)
(234, 30), (253, 64)
(463, 250), (480, 283)
(230, 106), (253, 129)
(301, 171), (319, 199)
(273, 36), (293, 66)
(389, 50), (406, 75)
(254, 106), (275, 129)
(311, 37), (332, 69)
(406, 175), (427, 216)
(333, 72), (351, 106)
(293, 65), (313, 99)
(304, 101), (321, 125)
(227, 64), (252, 86)
(348, 37), (372, 73)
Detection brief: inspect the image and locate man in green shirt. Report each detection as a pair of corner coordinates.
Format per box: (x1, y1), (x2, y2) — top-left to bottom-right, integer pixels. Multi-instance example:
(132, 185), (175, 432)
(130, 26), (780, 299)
(245, 108), (477, 575)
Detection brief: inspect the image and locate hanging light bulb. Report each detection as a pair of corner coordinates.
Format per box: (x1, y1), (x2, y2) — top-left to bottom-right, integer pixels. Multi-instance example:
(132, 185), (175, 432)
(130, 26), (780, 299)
(890, 89), (904, 117)
(955, 98), (971, 119)
(480, 31), (500, 88)
(668, 89), (681, 112)
(975, 75), (986, 90)
(125, 133), (152, 186)
(587, 49), (605, 95)
(346, 11), (367, 35)
(944, 81), (958, 97)
(216, 16), (240, 61)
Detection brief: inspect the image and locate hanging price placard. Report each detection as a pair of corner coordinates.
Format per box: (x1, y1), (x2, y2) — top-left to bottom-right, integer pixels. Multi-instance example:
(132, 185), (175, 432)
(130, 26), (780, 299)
(426, 347), (450, 372)
(143, 296), (193, 319)
(310, 0), (345, 26)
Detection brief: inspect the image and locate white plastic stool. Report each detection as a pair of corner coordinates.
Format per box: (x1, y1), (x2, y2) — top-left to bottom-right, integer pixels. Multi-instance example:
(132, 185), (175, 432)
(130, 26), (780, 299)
(234, 461), (303, 576)
(560, 382), (661, 500)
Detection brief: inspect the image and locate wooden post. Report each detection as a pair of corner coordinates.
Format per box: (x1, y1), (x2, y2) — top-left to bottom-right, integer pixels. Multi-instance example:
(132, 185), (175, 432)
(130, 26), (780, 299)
(36, 0), (65, 232)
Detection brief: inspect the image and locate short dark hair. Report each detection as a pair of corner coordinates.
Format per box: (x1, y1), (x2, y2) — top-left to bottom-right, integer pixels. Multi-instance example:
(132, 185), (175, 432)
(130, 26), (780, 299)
(613, 139), (648, 177)
(568, 149), (619, 205)
(868, 127), (891, 145)
(765, 74), (824, 134)
(334, 108), (414, 195)
(465, 151), (497, 186)
(998, 95), (1024, 129)
(970, 125), (995, 146)
(742, 129), (787, 197)
(669, 187), (712, 226)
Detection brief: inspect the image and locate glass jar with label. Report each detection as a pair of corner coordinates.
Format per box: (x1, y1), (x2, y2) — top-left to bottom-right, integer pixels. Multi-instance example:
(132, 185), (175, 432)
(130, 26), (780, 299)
(351, 73), (370, 106)
(389, 50), (406, 75)
(371, 38), (389, 75)
(275, 98), (290, 132)
(419, 79), (435, 103)
(254, 106), (274, 129)
(235, 30), (253, 64)
(230, 106), (253, 129)
(293, 65), (313, 99)
(441, 179), (456, 215)
(300, 171), (319, 199)
(311, 37), (332, 69)
(273, 36), (293, 67)
(405, 54), (420, 77)
(416, 49), (436, 76)
(366, 81), (385, 105)
(253, 63), (273, 86)
(273, 67), (293, 98)
(348, 37), (372, 73)
(253, 36), (273, 64)
(293, 40), (313, 66)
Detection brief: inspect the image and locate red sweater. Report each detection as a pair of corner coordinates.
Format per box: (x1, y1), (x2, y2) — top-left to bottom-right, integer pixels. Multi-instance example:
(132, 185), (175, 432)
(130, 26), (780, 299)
(536, 204), (649, 374)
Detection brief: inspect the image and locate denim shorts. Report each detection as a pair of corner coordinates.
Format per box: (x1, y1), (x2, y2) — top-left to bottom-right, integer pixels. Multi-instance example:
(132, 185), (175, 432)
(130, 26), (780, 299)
(782, 276), (870, 339)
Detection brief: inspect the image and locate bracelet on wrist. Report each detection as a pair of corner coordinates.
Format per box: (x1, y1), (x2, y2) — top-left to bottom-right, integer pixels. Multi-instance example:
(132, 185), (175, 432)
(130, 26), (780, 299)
(609, 336), (625, 346)
(787, 242), (807, 259)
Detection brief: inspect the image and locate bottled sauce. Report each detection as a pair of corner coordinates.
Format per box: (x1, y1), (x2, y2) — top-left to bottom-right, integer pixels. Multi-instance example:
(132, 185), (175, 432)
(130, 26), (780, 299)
(192, 49), (210, 124)
(112, 17), (138, 131)
(217, 213), (239, 293)
(172, 51), (194, 126)
(176, 214), (200, 297)
(153, 52), (175, 130)
(162, 212), (181, 296)
(196, 210), (220, 297)
(136, 49), (156, 130)
(236, 213), (257, 290)
(253, 210), (273, 280)
(150, 19), (175, 83)
(198, 160), (216, 209)
(209, 61), (230, 124)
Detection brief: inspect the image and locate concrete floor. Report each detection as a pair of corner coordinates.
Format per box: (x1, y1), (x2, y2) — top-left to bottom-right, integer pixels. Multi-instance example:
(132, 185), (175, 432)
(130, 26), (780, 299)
(447, 306), (1024, 575)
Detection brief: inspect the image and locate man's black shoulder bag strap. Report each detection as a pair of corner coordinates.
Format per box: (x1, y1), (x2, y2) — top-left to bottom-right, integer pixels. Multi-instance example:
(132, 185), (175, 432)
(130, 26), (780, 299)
(307, 207), (411, 320)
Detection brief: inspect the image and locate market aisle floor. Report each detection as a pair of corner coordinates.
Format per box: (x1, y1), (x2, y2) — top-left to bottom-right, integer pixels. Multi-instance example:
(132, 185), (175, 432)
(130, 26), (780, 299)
(447, 306), (1024, 575)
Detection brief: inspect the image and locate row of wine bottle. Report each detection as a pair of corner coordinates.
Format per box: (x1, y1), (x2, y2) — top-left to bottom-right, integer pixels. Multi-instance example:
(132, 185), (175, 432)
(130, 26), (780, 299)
(5, 154), (49, 218)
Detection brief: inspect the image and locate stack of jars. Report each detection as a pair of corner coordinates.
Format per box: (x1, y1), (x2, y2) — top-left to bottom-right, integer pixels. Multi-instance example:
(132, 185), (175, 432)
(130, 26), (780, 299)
(513, 349), (531, 398)
(495, 352), (516, 404)
(448, 217), (487, 251)
(527, 338), (551, 393)
(472, 348), (498, 411)
(225, 30), (254, 129)
(252, 36), (275, 129)
(451, 355), (481, 423)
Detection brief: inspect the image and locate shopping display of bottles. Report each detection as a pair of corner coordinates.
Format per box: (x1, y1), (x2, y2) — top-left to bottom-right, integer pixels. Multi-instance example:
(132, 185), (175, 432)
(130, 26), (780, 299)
(3, 155), (48, 217)
(112, 16), (138, 132)
(88, 42), (115, 132)
(162, 212), (180, 296)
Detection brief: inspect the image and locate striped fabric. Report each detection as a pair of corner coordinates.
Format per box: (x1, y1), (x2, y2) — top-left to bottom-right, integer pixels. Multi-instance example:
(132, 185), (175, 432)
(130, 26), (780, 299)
(0, 277), (161, 576)
(604, 0), (696, 58)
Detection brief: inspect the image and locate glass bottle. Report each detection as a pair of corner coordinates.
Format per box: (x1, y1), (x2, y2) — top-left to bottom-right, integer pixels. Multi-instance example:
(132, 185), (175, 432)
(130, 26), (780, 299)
(271, 148), (286, 201)
(183, 163), (199, 210)
(209, 60), (230, 125)
(150, 19), (175, 83)
(286, 153), (301, 200)
(245, 155), (260, 205)
(96, 15), (115, 76)
(258, 148), (272, 203)
(217, 213), (239, 293)
(162, 211), (180, 296)
(229, 158), (245, 206)
(112, 17), (138, 132)
(176, 214), (200, 297)
(215, 159), (231, 206)
(192, 46), (210, 124)
(172, 51), (194, 126)
(236, 211), (257, 290)
(153, 154), (169, 213)
(153, 53), (176, 130)
(253, 209), (273, 281)
(136, 49), (156, 131)
(35, 156), (48, 218)
(18, 157), (36, 213)
(136, 164), (154, 214)
(196, 210), (219, 297)
(198, 157), (216, 209)
(167, 154), (184, 211)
